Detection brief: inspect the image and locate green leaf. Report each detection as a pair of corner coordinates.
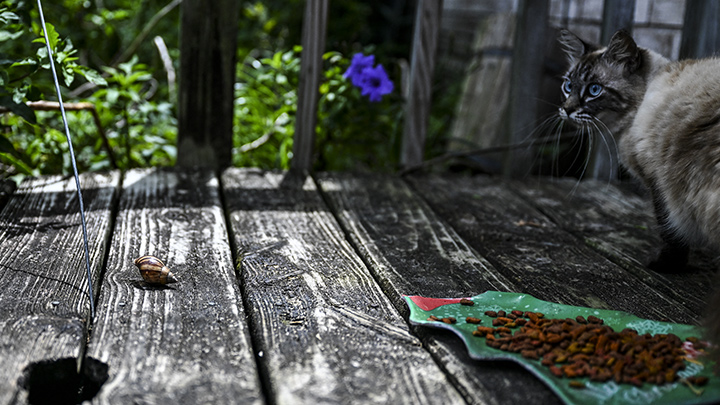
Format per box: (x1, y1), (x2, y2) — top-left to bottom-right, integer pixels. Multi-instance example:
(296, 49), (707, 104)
(11, 85), (26, 104)
(0, 96), (36, 124)
(0, 152), (35, 175)
(0, 29), (22, 41)
(105, 88), (119, 104)
(0, 9), (19, 24)
(73, 66), (107, 86)
(0, 134), (14, 154)
(10, 57), (38, 68)
(62, 62), (75, 87)
(32, 23), (60, 51)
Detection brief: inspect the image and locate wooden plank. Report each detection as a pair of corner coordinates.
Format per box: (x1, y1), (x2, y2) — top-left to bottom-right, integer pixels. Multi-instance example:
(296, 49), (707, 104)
(0, 172), (119, 403)
(511, 177), (715, 315)
(503, 0), (549, 177)
(407, 174), (696, 324)
(177, 0), (239, 168)
(315, 172), (514, 307)
(87, 169), (263, 403)
(401, 0), (442, 167)
(222, 168), (464, 404)
(680, 0), (720, 59)
(314, 172), (562, 404)
(291, 0), (329, 173)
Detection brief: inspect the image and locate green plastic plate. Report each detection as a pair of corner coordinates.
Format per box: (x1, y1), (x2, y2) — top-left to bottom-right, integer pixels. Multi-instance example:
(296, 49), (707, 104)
(405, 291), (719, 405)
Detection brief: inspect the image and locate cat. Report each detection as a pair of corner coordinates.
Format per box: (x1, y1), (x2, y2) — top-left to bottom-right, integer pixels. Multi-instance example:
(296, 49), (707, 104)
(557, 29), (720, 362)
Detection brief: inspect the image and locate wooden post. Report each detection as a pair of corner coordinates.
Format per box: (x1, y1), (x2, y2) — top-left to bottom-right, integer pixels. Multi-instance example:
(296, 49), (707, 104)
(291, 0), (329, 174)
(503, 0), (548, 178)
(176, 0), (239, 169)
(401, 0), (442, 168)
(588, 0), (636, 181)
(680, 0), (720, 59)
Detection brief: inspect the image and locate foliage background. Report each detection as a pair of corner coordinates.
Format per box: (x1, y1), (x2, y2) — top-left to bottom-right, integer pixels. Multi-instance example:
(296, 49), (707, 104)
(0, 0), (461, 179)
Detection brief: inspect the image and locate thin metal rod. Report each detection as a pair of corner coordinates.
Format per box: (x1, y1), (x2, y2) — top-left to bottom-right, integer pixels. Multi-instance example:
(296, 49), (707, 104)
(36, 0), (96, 319)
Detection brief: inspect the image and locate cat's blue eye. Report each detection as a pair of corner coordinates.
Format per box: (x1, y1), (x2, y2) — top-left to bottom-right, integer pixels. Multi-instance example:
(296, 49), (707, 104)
(562, 80), (572, 94)
(587, 83), (603, 97)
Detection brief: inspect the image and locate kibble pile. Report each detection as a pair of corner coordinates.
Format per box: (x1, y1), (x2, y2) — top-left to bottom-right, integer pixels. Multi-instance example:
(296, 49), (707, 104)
(428, 306), (709, 389)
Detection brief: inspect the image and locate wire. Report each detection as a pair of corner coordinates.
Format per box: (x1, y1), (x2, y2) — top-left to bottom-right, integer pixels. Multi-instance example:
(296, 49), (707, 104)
(36, 0), (96, 320)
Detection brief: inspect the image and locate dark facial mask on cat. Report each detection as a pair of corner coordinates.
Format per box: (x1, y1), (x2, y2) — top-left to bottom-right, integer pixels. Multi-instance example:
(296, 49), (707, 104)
(557, 30), (649, 138)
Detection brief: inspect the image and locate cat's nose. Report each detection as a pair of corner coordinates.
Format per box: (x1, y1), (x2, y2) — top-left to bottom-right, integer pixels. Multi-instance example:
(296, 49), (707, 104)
(559, 106), (576, 119)
(561, 98), (580, 116)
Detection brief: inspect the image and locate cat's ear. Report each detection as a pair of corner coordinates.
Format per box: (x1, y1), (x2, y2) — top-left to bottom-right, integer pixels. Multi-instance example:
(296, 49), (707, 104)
(604, 30), (642, 73)
(558, 29), (591, 64)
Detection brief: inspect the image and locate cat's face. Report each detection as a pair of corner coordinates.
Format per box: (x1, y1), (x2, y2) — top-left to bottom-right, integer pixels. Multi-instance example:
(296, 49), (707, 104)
(558, 30), (647, 135)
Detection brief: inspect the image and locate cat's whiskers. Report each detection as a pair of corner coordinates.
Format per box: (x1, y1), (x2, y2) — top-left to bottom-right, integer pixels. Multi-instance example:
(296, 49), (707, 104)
(576, 123), (593, 182)
(589, 116), (620, 185)
(523, 112), (567, 177)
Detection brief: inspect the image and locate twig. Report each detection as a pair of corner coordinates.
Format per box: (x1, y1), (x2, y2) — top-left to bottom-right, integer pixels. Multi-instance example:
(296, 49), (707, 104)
(153, 35), (176, 104)
(239, 130), (274, 153)
(0, 101), (118, 169)
(111, 0), (182, 67)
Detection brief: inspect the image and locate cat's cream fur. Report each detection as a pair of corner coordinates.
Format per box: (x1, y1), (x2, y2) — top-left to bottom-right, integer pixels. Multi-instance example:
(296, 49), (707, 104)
(558, 29), (720, 358)
(624, 59), (720, 249)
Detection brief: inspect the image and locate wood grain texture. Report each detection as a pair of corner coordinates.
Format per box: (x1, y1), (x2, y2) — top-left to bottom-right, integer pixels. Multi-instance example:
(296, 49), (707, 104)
(0, 172), (119, 402)
(408, 174), (695, 324)
(504, 0), (548, 177)
(315, 172), (512, 310)
(292, 0), (328, 172)
(222, 168), (464, 404)
(177, 0), (239, 168)
(88, 169), (262, 404)
(511, 177), (716, 316)
(315, 172), (562, 404)
(401, 0), (442, 167)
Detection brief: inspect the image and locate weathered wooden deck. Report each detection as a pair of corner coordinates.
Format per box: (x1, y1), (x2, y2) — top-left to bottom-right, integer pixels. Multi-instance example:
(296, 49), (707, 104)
(0, 168), (714, 404)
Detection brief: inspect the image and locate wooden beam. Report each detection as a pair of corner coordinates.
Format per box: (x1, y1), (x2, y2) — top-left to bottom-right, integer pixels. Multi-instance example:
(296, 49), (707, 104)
(401, 0), (442, 168)
(600, 0), (636, 44)
(680, 0), (720, 59)
(291, 0), (329, 174)
(0, 172), (120, 403)
(587, 0), (636, 181)
(87, 169), (263, 402)
(176, 0), (239, 169)
(503, 0), (549, 178)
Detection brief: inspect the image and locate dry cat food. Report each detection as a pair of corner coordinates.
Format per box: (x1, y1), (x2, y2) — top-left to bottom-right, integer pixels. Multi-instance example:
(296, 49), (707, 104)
(432, 309), (709, 389)
(427, 315), (457, 324)
(459, 298), (475, 306)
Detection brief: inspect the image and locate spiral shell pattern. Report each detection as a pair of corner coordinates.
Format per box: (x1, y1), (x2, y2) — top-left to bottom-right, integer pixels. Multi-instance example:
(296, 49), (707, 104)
(134, 255), (178, 285)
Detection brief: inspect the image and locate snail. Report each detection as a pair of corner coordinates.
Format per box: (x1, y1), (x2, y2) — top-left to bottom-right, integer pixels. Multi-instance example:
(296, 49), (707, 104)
(134, 255), (178, 285)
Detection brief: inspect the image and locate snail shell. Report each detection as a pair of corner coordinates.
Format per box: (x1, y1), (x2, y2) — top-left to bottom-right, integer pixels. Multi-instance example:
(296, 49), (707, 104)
(134, 255), (178, 285)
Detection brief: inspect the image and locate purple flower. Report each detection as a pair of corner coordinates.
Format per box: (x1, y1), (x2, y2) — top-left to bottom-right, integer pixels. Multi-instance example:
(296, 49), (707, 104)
(357, 64), (394, 102)
(343, 53), (375, 87)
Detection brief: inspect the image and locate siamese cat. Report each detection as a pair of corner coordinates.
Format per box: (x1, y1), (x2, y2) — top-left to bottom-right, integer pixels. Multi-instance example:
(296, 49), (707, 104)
(557, 29), (720, 360)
